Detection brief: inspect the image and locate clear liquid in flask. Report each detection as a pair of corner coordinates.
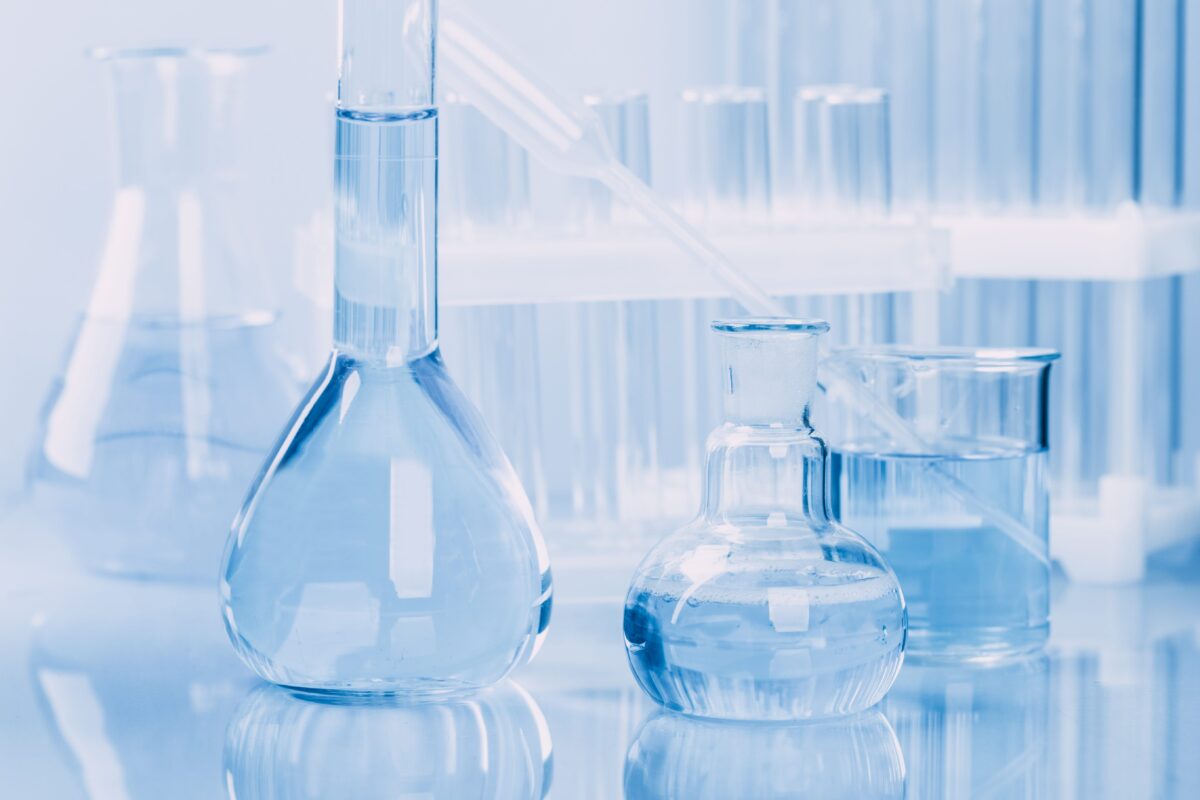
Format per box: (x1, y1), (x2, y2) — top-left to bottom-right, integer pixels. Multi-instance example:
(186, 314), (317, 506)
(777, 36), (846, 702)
(221, 3), (552, 700)
(623, 319), (906, 720)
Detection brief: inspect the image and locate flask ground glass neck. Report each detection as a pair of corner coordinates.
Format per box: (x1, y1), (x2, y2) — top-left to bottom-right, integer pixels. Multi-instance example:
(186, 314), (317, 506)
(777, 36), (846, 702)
(702, 319), (833, 528)
(623, 316), (906, 721)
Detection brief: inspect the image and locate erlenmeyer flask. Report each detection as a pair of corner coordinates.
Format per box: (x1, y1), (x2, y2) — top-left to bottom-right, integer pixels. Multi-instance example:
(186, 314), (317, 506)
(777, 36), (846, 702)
(220, 0), (552, 699)
(623, 319), (906, 720)
(28, 47), (298, 581)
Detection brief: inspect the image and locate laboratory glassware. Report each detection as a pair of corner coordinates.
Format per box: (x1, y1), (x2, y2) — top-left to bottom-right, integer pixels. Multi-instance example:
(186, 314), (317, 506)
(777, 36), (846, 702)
(225, 681), (553, 799)
(940, 276), (1200, 587)
(438, 5), (783, 317)
(1036, 0), (1138, 209)
(439, 91), (532, 239)
(794, 85), (892, 217)
(220, 0), (552, 700)
(681, 86), (772, 223)
(623, 319), (907, 721)
(624, 709), (905, 800)
(824, 346), (1058, 658)
(565, 91), (652, 229)
(27, 46), (298, 581)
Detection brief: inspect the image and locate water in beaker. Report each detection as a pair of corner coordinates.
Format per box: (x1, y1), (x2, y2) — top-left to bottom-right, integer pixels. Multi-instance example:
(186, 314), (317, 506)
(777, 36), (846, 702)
(824, 346), (1058, 658)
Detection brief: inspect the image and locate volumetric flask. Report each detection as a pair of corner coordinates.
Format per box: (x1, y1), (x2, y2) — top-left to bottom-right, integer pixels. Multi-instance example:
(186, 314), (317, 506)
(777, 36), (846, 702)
(823, 347), (1059, 659)
(623, 320), (906, 721)
(220, 0), (552, 700)
(28, 46), (298, 581)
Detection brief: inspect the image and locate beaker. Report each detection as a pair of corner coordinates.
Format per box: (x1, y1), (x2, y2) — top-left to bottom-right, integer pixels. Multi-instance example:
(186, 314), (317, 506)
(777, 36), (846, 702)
(623, 319), (906, 721)
(28, 47), (299, 581)
(823, 346), (1059, 658)
(220, 0), (552, 700)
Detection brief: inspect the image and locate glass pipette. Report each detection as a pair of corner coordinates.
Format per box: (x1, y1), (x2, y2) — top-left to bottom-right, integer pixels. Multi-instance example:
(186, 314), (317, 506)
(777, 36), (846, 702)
(439, 11), (780, 316)
(437, 5), (1047, 568)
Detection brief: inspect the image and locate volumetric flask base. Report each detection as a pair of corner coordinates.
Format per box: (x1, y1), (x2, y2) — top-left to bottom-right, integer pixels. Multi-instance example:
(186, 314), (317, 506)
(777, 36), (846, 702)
(222, 352), (552, 700)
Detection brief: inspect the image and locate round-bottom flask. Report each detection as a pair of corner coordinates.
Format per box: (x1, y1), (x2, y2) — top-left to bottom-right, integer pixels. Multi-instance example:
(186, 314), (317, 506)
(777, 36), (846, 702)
(623, 319), (906, 720)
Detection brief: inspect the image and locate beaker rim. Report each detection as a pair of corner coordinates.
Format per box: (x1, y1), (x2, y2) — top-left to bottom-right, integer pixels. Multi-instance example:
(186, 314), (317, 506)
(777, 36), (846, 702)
(87, 45), (270, 62)
(829, 345), (1060, 366)
(712, 318), (831, 335)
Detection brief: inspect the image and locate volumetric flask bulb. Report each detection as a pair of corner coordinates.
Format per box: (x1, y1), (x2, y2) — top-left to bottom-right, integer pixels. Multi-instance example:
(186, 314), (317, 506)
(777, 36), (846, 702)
(623, 319), (906, 720)
(28, 47), (298, 581)
(220, 0), (552, 700)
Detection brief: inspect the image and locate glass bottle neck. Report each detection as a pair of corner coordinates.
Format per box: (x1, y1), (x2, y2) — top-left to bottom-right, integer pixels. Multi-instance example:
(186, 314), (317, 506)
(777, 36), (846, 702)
(700, 422), (832, 528)
(332, 108), (438, 363)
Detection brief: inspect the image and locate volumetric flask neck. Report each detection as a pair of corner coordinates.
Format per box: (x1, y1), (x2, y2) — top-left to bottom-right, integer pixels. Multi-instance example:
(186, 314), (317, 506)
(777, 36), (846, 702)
(333, 0), (438, 363)
(333, 107), (438, 362)
(702, 319), (833, 527)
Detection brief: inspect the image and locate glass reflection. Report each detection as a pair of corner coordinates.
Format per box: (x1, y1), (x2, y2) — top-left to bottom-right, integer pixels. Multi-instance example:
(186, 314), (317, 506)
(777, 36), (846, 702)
(623, 709), (905, 799)
(883, 653), (1051, 799)
(1047, 577), (1200, 799)
(29, 579), (256, 799)
(224, 681), (552, 799)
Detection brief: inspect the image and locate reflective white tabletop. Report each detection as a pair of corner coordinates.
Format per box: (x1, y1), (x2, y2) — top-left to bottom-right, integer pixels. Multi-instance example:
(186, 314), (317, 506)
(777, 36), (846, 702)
(2, 506), (1198, 799)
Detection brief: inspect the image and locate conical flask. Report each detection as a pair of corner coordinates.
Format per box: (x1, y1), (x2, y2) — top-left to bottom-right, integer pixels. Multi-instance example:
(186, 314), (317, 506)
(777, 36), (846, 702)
(220, 0), (552, 700)
(623, 319), (906, 720)
(28, 46), (299, 581)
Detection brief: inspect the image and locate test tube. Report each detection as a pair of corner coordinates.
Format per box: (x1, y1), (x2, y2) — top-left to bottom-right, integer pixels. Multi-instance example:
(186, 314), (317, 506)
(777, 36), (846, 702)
(793, 85), (892, 217)
(975, 0), (1037, 209)
(931, 0), (979, 210)
(1184, 0), (1200, 208)
(681, 86), (773, 224)
(878, 0), (934, 210)
(791, 85), (897, 350)
(793, 85), (838, 213)
(772, 0), (840, 199)
(438, 92), (532, 237)
(1138, 0), (1183, 208)
(565, 91), (652, 229)
(1037, 0), (1138, 209)
(931, 0), (1037, 209)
